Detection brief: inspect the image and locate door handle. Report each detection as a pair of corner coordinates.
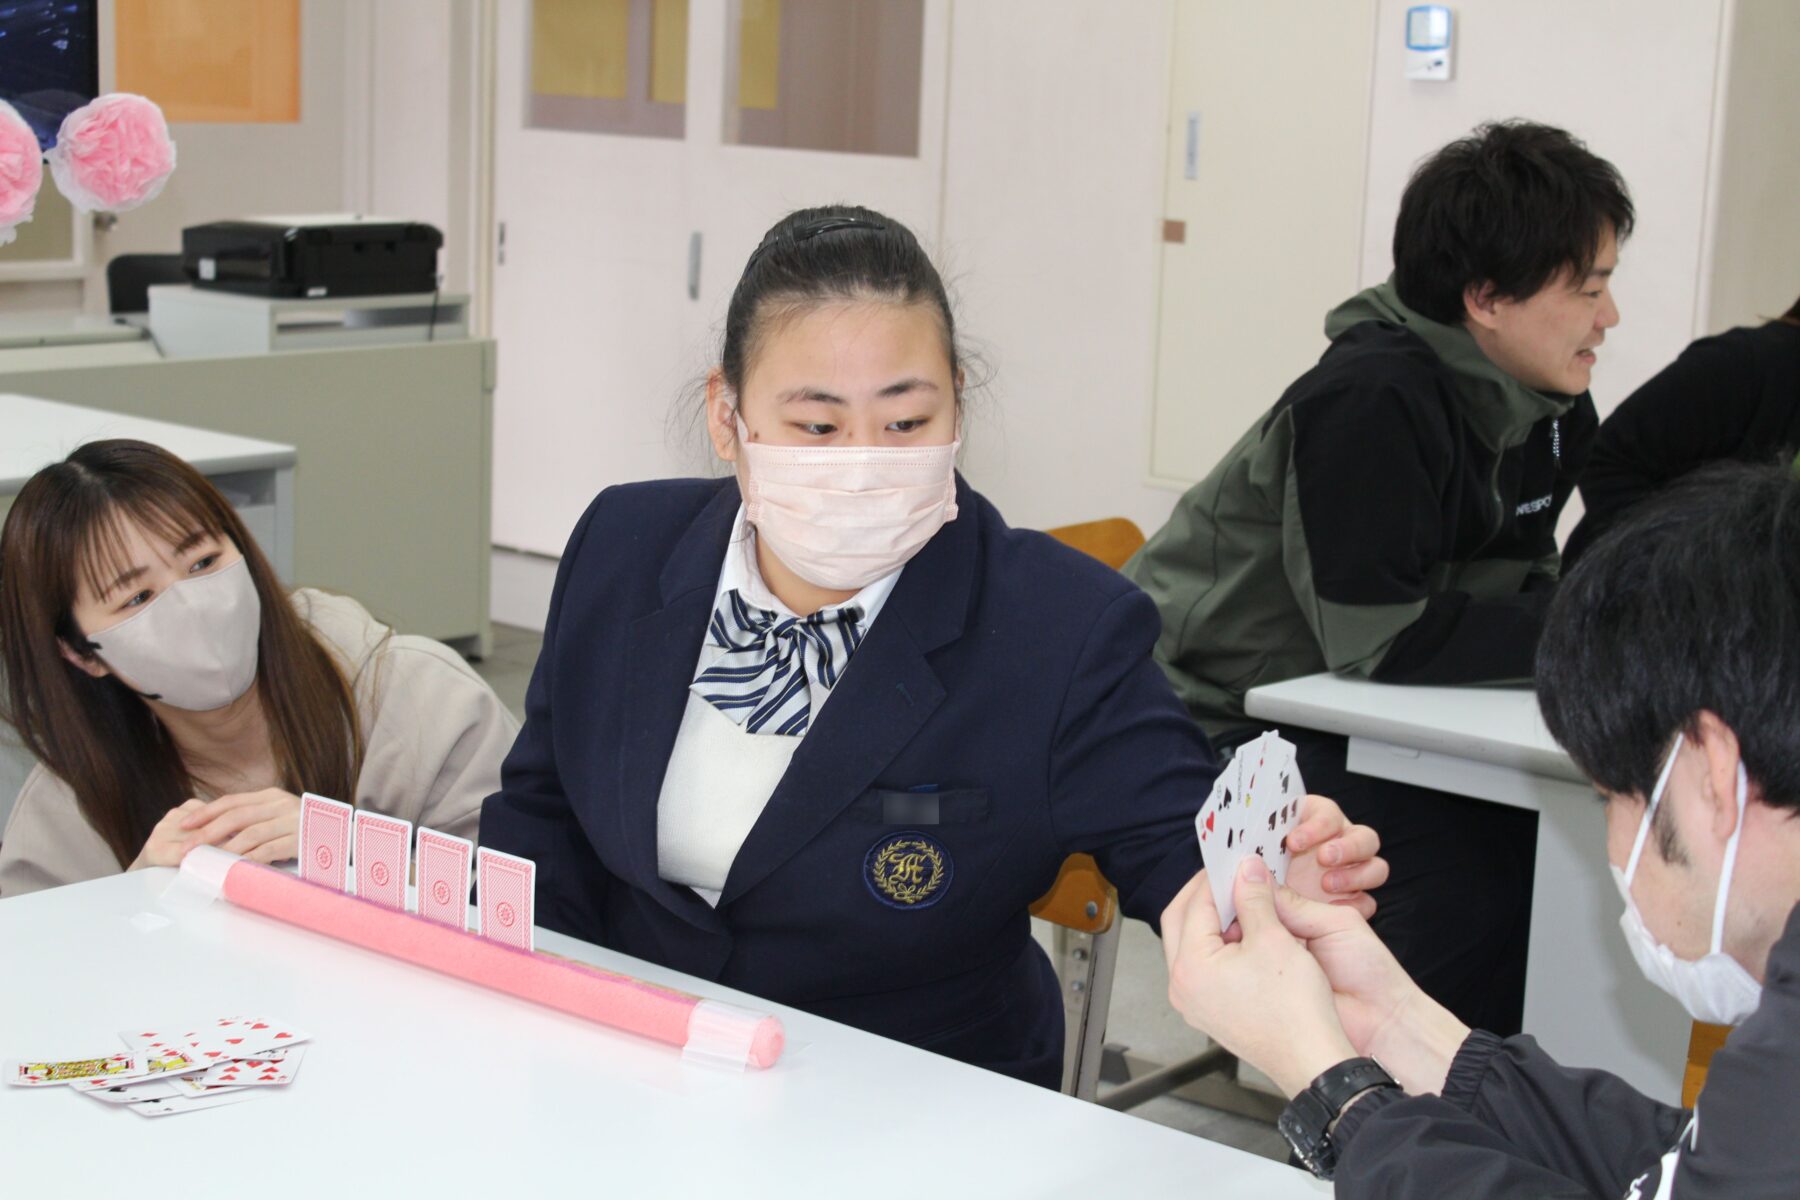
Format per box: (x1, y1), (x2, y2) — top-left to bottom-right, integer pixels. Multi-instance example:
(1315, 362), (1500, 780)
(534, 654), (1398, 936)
(687, 231), (702, 300)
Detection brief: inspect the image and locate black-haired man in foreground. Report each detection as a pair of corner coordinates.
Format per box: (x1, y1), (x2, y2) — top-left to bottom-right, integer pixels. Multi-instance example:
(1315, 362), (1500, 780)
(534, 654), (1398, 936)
(1127, 120), (1633, 1034)
(1164, 463), (1800, 1195)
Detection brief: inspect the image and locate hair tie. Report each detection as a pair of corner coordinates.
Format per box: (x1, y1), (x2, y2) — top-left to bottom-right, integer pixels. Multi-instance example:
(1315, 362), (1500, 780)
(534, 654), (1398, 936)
(744, 215), (889, 272)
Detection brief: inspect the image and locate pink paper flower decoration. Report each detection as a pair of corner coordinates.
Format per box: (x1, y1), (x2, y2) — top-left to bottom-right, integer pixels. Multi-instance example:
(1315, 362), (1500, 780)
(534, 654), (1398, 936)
(47, 93), (177, 214)
(0, 99), (44, 247)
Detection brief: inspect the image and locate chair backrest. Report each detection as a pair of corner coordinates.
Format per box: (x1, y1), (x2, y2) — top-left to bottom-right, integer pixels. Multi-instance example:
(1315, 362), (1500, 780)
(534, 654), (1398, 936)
(1683, 1020), (1730, 1107)
(1045, 518), (1146, 571)
(1030, 853), (1117, 933)
(106, 253), (188, 314)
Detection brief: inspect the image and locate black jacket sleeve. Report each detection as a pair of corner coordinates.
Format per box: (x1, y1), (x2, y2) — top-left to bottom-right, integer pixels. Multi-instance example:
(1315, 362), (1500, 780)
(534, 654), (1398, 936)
(1337, 907), (1800, 1198)
(1566, 332), (1766, 565)
(1331, 1031), (1689, 1199)
(479, 492), (617, 939)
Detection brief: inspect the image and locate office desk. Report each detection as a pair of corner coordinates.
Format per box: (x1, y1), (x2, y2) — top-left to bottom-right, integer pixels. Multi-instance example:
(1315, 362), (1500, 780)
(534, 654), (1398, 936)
(1, 394), (296, 579)
(1246, 674), (1689, 1102)
(0, 395), (297, 834)
(0, 871), (1324, 1198)
(0, 339), (494, 656)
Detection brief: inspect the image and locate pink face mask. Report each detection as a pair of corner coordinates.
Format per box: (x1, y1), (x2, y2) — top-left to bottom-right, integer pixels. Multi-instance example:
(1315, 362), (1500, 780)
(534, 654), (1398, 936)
(736, 419), (960, 590)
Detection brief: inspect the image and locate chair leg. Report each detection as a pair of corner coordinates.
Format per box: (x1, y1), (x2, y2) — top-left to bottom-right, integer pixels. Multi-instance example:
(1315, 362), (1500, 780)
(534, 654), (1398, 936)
(1047, 919), (1123, 1101)
(1098, 1045), (1238, 1111)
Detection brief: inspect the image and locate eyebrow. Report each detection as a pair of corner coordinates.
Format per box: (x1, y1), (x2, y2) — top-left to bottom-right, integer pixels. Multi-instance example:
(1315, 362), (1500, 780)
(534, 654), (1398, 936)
(778, 378), (941, 405)
(99, 530), (211, 600)
(102, 565), (149, 600)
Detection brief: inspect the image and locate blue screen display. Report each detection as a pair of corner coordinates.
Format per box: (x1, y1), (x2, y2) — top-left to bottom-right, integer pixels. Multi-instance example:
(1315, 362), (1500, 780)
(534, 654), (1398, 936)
(0, 1), (99, 151)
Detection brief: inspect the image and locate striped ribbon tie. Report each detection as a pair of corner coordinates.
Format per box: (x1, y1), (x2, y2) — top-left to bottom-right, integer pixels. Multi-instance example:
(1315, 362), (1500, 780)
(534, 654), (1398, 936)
(691, 589), (865, 736)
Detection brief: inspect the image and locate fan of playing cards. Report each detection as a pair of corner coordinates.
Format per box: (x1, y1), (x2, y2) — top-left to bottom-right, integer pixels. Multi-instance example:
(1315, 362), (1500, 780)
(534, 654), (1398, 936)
(6, 1016), (312, 1118)
(1195, 731), (1306, 931)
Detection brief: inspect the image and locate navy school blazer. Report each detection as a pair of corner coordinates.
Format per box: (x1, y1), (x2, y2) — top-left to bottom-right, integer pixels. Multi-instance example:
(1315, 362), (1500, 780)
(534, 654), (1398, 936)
(480, 475), (1220, 1086)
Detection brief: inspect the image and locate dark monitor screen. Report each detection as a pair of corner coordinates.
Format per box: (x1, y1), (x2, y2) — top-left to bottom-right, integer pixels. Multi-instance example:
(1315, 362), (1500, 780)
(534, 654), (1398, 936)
(0, 1), (100, 151)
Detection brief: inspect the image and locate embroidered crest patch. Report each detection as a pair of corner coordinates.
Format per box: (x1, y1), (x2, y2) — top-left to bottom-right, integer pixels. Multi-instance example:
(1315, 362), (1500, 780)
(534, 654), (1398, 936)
(864, 831), (952, 909)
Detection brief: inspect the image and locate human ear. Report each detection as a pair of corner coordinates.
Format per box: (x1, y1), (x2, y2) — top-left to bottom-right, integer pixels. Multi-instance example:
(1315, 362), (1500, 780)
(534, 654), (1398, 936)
(1692, 710), (1746, 842)
(1462, 282), (1504, 331)
(58, 637), (111, 680)
(706, 369), (739, 464)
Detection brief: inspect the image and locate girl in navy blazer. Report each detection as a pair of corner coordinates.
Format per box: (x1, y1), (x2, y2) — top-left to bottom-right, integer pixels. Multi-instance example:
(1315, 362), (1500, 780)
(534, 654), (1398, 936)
(481, 206), (1386, 1087)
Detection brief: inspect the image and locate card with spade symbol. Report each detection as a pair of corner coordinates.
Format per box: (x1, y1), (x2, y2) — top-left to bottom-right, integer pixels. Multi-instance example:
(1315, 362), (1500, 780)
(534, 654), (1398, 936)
(1194, 731), (1305, 931)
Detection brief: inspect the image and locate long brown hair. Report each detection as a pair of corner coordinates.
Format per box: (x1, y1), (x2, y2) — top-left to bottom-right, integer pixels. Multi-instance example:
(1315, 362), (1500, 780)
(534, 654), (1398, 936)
(0, 440), (364, 867)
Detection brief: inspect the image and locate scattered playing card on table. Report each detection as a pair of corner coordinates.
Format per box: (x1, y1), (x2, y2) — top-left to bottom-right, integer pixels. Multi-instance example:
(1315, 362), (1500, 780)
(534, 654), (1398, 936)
(416, 827), (474, 929)
(129, 1089), (263, 1117)
(196, 1045), (306, 1089)
(17, 1016), (315, 1117)
(353, 810), (413, 911)
(300, 792), (354, 891)
(120, 1016), (311, 1064)
(79, 1078), (182, 1105)
(478, 846), (536, 951)
(7, 1053), (139, 1087)
(1197, 732), (1304, 931)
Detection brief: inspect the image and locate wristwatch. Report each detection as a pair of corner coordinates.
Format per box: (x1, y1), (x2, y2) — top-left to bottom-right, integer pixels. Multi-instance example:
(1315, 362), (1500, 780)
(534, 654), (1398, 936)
(1277, 1057), (1399, 1180)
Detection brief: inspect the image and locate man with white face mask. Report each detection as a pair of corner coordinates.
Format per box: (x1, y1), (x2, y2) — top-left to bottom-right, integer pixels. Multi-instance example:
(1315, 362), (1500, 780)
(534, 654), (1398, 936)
(1159, 461), (1800, 1194)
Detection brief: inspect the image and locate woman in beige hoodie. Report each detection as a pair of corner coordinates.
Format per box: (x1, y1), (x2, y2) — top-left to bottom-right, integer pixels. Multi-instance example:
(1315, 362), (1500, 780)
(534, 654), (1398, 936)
(0, 438), (518, 896)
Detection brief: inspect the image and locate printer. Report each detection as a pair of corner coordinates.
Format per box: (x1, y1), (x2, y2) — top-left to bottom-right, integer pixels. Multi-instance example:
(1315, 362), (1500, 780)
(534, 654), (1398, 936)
(181, 214), (443, 299)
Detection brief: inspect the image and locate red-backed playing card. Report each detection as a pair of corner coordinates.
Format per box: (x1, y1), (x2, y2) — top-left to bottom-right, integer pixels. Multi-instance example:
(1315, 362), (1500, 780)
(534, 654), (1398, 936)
(299, 792), (353, 891)
(353, 810), (412, 911)
(477, 846), (536, 951)
(415, 827), (473, 929)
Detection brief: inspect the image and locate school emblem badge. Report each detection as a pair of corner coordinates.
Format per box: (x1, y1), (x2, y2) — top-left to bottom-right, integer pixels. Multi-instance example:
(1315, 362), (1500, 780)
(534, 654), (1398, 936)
(864, 831), (952, 909)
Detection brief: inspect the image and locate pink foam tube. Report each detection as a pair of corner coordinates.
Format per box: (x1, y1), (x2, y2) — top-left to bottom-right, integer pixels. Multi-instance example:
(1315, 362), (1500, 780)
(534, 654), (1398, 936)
(209, 857), (784, 1068)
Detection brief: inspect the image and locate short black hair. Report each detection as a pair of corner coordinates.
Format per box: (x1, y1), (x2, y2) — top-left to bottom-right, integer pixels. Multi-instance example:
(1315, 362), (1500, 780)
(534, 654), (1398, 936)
(1394, 120), (1635, 325)
(1536, 462), (1800, 811)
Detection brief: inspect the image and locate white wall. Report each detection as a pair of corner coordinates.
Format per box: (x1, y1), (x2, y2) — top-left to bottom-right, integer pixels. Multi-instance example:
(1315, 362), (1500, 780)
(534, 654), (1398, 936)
(937, 0), (1183, 539)
(1699, 0), (1800, 333)
(1360, 0), (1728, 417)
(941, 0), (1745, 538)
(355, 0), (483, 299)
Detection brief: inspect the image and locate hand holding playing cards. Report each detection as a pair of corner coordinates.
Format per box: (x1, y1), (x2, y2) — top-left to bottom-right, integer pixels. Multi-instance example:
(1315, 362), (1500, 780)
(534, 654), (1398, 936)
(180, 788), (302, 864)
(1161, 856), (1358, 1098)
(1281, 793), (1388, 919)
(1268, 885), (1470, 1098)
(129, 799), (208, 870)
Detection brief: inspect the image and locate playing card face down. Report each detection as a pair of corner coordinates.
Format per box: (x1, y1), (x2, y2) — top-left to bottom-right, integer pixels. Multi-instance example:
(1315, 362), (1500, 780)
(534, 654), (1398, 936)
(416, 827), (474, 929)
(353, 810), (413, 911)
(1195, 732), (1304, 931)
(299, 793), (353, 890)
(477, 847), (536, 952)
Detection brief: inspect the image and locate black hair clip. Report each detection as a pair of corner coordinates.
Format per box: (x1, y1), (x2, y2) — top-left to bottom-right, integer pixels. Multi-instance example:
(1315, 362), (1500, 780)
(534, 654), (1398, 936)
(744, 215), (888, 272)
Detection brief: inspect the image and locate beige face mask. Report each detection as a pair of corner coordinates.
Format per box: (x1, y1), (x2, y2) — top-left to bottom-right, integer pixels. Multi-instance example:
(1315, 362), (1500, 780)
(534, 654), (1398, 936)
(736, 419), (960, 591)
(86, 557), (263, 711)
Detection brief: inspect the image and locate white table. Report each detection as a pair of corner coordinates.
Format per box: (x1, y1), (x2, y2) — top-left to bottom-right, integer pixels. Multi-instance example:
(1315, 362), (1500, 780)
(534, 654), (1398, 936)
(0, 871), (1325, 1197)
(1246, 674), (1690, 1102)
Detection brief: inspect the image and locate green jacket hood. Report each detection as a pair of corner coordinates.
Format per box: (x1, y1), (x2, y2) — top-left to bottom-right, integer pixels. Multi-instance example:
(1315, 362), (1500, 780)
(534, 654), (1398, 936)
(1324, 278), (1574, 448)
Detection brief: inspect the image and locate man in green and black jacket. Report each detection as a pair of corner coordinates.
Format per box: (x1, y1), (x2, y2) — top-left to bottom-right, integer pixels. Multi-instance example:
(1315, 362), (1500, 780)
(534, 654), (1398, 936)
(1126, 121), (1632, 1034)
